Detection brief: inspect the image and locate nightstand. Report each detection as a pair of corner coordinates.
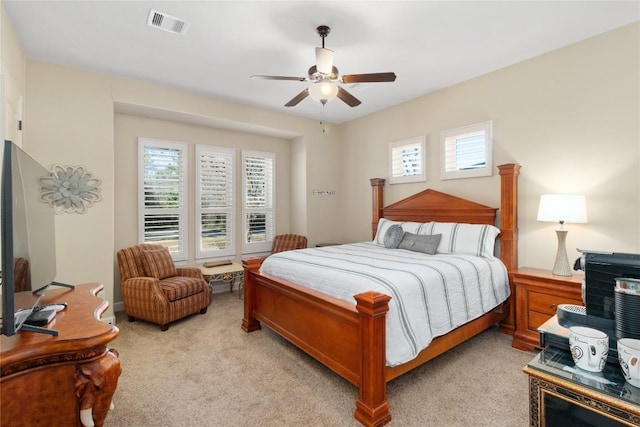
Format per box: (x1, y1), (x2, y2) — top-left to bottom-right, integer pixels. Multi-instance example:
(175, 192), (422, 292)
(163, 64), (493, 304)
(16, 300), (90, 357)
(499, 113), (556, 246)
(511, 267), (584, 351)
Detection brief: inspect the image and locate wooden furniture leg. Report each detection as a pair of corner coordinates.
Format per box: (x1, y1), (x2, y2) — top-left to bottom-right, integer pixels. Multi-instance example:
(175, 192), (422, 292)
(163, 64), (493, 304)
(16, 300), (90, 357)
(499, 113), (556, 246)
(354, 292), (392, 427)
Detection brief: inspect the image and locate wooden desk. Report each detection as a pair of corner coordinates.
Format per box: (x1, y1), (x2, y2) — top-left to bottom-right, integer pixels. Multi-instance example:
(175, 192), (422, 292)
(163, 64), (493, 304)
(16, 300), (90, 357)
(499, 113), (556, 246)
(1, 283), (120, 427)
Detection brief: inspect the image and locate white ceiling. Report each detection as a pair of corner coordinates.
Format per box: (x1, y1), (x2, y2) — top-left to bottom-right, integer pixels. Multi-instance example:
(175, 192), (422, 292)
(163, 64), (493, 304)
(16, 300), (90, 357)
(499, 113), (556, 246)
(3, 1), (639, 125)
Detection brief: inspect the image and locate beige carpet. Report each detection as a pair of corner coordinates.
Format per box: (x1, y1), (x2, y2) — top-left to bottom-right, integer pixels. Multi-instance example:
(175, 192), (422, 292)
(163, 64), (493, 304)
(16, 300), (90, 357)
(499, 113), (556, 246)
(105, 291), (534, 426)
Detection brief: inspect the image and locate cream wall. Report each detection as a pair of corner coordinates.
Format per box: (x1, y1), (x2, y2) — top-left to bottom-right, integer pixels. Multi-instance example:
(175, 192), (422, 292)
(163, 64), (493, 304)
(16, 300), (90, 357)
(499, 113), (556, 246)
(338, 22), (640, 270)
(1, 5), (24, 145)
(113, 113), (292, 304)
(108, 77), (344, 253)
(20, 60), (342, 317)
(25, 62), (116, 318)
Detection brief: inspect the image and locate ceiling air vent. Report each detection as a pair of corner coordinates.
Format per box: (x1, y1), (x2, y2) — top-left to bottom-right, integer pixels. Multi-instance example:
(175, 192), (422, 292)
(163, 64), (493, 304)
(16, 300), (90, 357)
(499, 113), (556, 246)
(147, 9), (189, 35)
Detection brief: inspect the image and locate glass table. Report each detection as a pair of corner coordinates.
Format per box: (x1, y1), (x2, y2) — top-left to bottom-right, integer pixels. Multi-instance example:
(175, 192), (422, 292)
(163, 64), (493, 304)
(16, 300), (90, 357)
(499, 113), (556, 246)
(524, 346), (640, 426)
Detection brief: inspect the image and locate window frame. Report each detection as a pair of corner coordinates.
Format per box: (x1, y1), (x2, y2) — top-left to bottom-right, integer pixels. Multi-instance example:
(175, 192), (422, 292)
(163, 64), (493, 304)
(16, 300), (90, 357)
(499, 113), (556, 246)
(440, 120), (493, 180)
(241, 149), (275, 255)
(195, 144), (235, 261)
(388, 136), (426, 185)
(138, 137), (188, 261)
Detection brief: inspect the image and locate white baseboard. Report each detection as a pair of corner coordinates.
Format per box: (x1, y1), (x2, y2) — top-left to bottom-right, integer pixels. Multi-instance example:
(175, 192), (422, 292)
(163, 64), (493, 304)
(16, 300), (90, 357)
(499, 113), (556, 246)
(102, 315), (116, 325)
(113, 301), (125, 313)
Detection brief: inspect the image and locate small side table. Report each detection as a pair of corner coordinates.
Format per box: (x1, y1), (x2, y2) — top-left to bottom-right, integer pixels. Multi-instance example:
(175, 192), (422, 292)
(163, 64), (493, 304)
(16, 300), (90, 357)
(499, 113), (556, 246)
(200, 262), (244, 298)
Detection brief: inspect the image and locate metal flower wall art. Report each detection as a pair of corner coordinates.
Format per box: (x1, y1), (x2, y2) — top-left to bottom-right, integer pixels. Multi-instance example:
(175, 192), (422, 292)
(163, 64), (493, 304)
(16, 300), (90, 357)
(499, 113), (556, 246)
(39, 165), (102, 214)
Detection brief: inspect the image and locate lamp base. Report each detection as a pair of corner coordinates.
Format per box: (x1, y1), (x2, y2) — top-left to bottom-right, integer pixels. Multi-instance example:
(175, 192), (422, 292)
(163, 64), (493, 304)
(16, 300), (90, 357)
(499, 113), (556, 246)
(552, 230), (572, 276)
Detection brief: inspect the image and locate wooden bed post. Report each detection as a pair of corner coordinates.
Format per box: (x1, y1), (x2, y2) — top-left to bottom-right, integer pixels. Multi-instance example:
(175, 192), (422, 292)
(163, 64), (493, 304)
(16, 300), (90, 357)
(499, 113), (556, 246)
(498, 163), (520, 335)
(354, 291), (392, 427)
(370, 178), (386, 239)
(241, 257), (263, 333)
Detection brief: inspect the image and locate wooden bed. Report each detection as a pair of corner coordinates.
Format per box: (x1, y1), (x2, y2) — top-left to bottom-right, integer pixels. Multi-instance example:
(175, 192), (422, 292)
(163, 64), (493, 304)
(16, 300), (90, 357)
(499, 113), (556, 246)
(242, 163), (520, 426)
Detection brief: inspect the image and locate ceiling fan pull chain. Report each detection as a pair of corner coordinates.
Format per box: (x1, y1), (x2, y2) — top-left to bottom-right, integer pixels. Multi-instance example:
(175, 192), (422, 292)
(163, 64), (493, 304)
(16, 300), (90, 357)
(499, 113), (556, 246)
(320, 103), (327, 133)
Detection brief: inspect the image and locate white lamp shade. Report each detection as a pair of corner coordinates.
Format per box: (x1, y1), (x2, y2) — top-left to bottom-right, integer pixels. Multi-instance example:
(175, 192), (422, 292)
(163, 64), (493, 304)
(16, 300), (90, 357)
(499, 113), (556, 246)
(315, 47), (334, 75)
(309, 81), (338, 103)
(537, 194), (588, 224)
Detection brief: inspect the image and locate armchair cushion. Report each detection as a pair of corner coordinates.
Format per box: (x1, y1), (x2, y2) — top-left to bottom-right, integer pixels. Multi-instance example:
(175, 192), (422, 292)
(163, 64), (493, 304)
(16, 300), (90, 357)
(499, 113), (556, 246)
(141, 247), (177, 279)
(159, 276), (208, 302)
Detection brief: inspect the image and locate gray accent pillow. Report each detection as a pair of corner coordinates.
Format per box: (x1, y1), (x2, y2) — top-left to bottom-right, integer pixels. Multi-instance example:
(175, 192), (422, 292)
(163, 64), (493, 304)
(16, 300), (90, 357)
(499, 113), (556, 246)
(383, 224), (404, 249)
(398, 233), (442, 255)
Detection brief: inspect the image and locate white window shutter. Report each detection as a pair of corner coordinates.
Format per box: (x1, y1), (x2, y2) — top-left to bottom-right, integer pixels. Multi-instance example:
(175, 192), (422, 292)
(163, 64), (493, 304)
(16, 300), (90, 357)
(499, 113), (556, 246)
(138, 138), (188, 261)
(196, 145), (235, 259)
(441, 121), (493, 180)
(242, 150), (275, 254)
(389, 136), (426, 184)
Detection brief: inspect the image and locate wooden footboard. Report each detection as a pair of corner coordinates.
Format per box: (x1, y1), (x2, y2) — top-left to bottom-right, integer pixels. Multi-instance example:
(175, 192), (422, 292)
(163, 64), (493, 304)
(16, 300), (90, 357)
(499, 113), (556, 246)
(242, 256), (392, 425)
(242, 257), (509, 426)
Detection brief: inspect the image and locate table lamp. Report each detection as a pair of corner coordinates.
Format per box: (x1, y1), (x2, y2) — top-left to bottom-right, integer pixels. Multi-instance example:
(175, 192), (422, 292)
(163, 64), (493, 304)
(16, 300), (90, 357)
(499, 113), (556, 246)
(537, 194), (587, 276)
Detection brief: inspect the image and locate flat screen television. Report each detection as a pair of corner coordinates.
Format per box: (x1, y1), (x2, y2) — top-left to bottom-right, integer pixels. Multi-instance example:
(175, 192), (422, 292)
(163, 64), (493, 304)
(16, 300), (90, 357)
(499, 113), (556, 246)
(0, 140), (60, 336)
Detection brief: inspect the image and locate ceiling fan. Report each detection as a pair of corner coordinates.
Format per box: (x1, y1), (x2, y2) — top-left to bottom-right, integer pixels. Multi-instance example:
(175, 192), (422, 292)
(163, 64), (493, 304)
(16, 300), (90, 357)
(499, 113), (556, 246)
(251, 25), (396, 108)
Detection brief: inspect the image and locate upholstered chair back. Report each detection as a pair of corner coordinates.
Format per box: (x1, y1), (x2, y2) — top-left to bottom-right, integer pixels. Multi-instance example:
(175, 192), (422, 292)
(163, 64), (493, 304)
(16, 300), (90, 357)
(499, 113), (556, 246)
(271, 234), (308, 254)
(117, 243), (165, 282)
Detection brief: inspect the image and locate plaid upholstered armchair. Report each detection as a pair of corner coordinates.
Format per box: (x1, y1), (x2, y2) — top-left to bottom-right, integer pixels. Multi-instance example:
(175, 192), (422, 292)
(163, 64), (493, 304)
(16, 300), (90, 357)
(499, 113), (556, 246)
(271, 234), (308, 254)
(117, 244), (210, 331)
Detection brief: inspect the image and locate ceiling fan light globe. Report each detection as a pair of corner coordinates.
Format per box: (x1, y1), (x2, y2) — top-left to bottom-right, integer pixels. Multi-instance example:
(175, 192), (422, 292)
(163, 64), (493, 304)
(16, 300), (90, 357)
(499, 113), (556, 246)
(315, 47), (334, 75)
(309, 81), (338, 103)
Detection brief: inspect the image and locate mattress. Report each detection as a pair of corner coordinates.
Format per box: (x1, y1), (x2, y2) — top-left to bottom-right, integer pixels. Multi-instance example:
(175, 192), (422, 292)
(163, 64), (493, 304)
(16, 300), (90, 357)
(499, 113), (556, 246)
(260, 242), (510, 366)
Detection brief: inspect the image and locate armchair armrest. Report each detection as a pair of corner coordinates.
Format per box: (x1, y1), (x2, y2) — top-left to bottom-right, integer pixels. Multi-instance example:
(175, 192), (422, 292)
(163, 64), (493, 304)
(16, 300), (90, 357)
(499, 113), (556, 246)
(176, 267), (205, 280)
(121, 276), (159, 287)
(121, 277), (166, 303)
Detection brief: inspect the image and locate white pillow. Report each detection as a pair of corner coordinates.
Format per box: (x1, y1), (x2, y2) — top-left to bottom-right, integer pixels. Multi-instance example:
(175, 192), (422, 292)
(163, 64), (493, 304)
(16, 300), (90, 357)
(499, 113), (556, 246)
(374, 219), (427, 245)
(374, 218), (402, 245)
(420, 222), (500, 258)
(401, 222), (423, 234)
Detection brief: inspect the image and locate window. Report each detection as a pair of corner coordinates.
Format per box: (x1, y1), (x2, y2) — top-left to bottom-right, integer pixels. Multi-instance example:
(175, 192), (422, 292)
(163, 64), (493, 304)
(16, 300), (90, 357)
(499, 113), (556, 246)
(242, 150), (275, 254)
(388, 136), (426, 184)
(138, 138), (187, 261)
(441, 120), (493, 180)
(195, 145), (235, 260)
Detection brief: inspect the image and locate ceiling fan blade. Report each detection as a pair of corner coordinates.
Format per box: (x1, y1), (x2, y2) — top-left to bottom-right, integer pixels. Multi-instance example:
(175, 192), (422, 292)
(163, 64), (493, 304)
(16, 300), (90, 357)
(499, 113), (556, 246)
(285, 89), (309, 107)
(341, 72), (397, 84)
(337, 87), (361, 107)
(315, 47), (334, 75)
(251, 75), (308, 82)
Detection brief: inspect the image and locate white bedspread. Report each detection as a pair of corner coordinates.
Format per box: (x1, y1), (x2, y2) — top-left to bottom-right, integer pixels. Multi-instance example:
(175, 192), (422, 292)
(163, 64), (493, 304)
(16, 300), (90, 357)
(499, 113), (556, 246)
(260, 242), (510, 366)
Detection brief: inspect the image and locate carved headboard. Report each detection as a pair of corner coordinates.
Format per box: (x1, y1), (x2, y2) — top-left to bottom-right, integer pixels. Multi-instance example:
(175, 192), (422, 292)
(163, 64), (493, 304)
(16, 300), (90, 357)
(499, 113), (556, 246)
(370, 163), (520, 273)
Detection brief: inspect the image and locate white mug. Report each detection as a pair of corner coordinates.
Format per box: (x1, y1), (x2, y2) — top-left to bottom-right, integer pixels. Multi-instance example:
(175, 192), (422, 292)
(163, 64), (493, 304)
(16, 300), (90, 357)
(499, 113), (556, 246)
(569, 326), (609, 373)
(618, 338), (640, 388)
